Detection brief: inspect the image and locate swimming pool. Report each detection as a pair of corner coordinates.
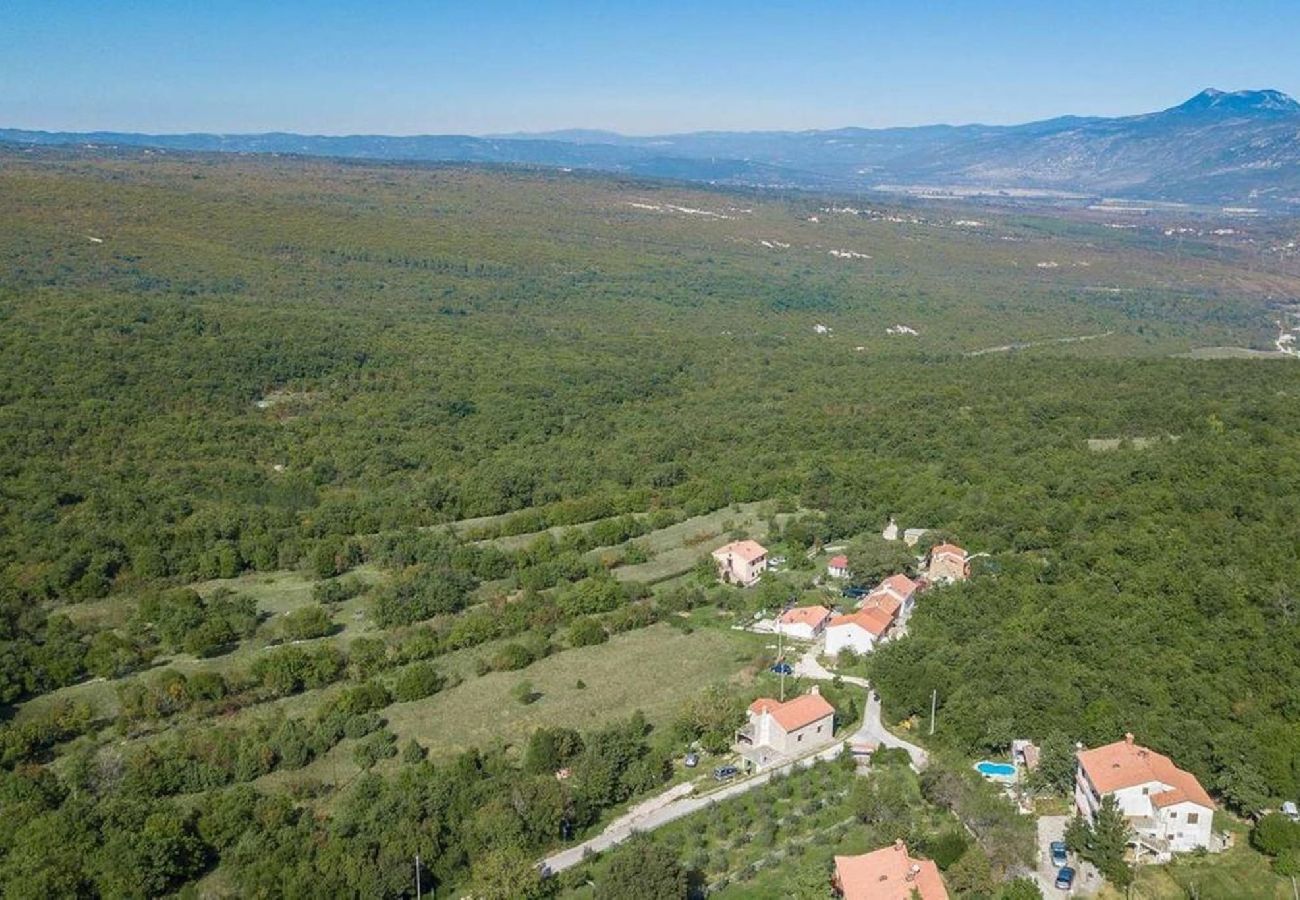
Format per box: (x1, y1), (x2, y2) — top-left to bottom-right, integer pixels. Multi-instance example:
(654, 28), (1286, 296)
(976, 761), (1017, 779)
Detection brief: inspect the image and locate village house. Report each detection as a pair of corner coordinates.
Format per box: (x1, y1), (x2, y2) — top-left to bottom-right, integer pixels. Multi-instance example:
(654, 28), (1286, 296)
(833, 840), (949, 900)
(825, 597), (898, 656)
(711, 539), (767, 586)
(734, 686), (836, 770)
(826, 554), (850, 579)
(1075, 733), (1217, 861)
(865, 572), (920, 616)
(927, 543), (970, 583)
(775, 604), (832, 640)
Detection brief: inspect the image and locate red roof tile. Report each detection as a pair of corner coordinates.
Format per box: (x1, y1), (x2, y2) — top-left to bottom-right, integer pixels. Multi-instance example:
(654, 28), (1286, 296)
(1077, 734), (1214, 810)
(748, 691), (835, 732)
(712, 539), (767, 563)
(835, 842), (949, 900)
(778, 605), (831, 627)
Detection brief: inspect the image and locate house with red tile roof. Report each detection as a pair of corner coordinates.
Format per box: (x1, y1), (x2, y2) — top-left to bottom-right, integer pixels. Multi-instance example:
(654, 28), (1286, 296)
(827, 554), (850, 579)
(711, 539), (768, 587)
(833, 840), (948, 900)
(1075, 733), (1217, 860)
(927, 543), (969, 583)
(825, 602), (896, 656)
(864, 573), (920, 616)
(735, 686), (836, 770)
(775, 604), (831, 640)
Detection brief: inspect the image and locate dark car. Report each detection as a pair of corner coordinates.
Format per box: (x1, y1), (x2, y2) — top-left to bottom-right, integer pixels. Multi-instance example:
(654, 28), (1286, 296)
(770, 662), (793, 675)
(713, 765), (739, 781)
(1050, 841), (1068, 867)
(1054, 866), (1075, 890)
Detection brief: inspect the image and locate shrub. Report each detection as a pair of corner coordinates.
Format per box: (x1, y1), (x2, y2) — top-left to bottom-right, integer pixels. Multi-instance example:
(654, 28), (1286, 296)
(567, 617), (608, 647)
(277, 606), (335, 641)
(353, 729), (397, 769)
(392, 662), (445, 702)
(401, 738), (426, 764)
(188, 671), (228, 702)
(1253, 813), (1300, 856)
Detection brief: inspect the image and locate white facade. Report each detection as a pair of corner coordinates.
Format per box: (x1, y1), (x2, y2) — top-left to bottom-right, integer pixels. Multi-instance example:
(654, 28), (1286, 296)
(775, 619), (822, 641)
(825, 621), (878, 656)
(1075, 763), (1214, 859)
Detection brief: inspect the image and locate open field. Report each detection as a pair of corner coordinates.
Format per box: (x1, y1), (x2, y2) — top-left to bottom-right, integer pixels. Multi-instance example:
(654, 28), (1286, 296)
(383, 623), (766, 757)
(250, 622), (769, 798)
(601, 502), (794, 583)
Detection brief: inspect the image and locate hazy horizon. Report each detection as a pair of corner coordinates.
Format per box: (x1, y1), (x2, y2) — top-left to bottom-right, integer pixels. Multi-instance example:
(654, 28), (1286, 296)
(4, 1), (1300, 136)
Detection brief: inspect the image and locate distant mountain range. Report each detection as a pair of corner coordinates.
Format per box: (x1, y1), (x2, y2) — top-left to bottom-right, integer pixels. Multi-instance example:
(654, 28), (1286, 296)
(5, 89), (1299, 208)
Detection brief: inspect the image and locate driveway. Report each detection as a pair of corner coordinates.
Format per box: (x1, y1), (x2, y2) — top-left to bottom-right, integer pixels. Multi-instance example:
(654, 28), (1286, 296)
(1034, 815), (1102, 897)
(856, 687), (927, 770)
(792, 638), (924, 769)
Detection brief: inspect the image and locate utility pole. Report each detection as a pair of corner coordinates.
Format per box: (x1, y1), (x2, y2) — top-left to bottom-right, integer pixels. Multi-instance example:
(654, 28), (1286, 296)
(777, 627), (786, 701)
(929, 689), (937, 736)
(414, 854), (421, 899)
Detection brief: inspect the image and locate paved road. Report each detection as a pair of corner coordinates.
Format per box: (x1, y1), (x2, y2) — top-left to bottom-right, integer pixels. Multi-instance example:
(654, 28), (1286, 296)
(540, 647), (927, 874)
(794, 638), (926, 770)
(858, 688), (928, 769)
(540, 739), (848, 874)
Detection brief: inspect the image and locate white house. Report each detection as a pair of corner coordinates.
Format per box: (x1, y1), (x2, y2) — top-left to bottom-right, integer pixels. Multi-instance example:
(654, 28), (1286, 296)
(1075, 733), (1217, 861)
(775, 604), (831, 640)
(735, 687), (836, 770)
(827, 554), (850, 579)
(825, 604), (895, 656)
(711, 539), (767, 587)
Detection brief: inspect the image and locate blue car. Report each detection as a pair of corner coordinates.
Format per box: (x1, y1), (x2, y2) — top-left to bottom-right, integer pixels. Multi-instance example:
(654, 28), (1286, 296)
(771, 662), (793, 675)
(1055, 866), (1075, 890)
(1050, 841), (1068, 867)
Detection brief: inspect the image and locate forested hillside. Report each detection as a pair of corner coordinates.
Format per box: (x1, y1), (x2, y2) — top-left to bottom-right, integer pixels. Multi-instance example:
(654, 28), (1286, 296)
(2, 146), (1300, 896)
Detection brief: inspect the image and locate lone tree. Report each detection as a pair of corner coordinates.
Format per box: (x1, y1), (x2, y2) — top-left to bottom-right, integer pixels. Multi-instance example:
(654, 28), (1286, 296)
(846, 536), (916, 587)
(595, 836), (687, 900)
(1030, 731), (1077, 795)
(1067, 796), (1134, 889)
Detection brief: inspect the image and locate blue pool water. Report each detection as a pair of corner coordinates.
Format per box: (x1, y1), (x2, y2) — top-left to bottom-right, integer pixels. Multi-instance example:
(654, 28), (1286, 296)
(976, 761), (1017, 778)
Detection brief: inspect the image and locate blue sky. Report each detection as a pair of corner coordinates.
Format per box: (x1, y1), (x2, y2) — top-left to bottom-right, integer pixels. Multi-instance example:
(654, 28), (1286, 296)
(3, 0), (1299, 134)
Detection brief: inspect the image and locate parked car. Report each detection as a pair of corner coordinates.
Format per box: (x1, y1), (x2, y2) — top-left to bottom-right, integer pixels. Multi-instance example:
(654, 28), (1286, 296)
(1050, 841), (1068, 867)
(1054, 866), (1075, 891)
(771, 661), (793, 675)
(713, 765), (739, 781)
(683, 753), (699, 768)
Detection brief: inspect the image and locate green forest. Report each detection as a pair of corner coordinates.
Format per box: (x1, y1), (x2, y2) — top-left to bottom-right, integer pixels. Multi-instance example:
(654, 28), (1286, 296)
(3, 145), (1300, 897)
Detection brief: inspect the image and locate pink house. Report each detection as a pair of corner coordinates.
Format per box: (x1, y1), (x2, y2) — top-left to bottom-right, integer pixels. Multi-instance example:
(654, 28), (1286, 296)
(711, 539), (768, 586)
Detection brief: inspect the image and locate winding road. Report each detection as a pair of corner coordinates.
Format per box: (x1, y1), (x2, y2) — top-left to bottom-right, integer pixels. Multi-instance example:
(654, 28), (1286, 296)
(539, 640), (926, 874)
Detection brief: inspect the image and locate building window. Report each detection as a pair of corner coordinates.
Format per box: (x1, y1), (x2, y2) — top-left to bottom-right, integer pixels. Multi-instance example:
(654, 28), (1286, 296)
(1169, 812), (1177, 819)
(797, 734), (803, 742)
(817, 725), (822, 733)
(1142, 787), (1149, 795)
(1187, 813), (1199, 825)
